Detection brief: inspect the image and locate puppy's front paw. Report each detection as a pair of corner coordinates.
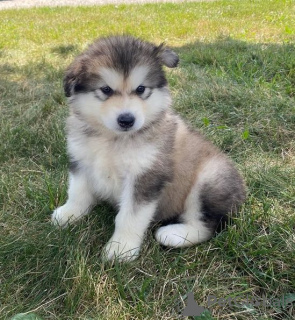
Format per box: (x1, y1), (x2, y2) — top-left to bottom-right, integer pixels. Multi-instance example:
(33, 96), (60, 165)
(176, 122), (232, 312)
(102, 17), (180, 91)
(103, 237), (140, 262)
(51, 205), (75, 227)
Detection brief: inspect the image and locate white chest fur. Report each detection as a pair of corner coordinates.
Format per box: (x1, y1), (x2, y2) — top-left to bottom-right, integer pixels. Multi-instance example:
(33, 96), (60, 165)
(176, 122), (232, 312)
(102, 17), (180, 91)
(68, 133), (159, 202)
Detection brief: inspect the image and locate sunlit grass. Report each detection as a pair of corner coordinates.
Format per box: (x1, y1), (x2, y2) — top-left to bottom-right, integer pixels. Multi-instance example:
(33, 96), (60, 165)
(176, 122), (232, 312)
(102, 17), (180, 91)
(1, 0), (295, 319)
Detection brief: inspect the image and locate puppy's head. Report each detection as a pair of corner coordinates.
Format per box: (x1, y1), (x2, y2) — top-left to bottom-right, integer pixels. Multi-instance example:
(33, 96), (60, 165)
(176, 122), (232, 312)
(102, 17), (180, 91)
(64, 35), (178, 134)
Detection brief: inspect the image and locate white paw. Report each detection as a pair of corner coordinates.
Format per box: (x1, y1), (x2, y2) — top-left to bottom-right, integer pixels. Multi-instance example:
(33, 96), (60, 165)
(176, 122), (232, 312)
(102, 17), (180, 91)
(155, 224), (191, 247)
(51, 205), (77, 227)
(155, 223), (212, 248)
(103, 237), (141, 262)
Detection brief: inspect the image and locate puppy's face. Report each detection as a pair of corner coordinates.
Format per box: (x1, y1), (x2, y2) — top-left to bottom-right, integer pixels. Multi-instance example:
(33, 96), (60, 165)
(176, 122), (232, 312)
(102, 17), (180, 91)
(64, 36), (179, 134)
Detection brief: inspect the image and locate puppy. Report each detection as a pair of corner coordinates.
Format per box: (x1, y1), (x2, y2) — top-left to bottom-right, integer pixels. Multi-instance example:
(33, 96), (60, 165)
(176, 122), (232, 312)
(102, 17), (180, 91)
(52, 35), (246, 262)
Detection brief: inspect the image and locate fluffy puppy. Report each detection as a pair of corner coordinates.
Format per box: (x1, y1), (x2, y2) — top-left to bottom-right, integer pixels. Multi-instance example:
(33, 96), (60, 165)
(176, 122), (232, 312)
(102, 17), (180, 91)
(52, 35), (246, 262)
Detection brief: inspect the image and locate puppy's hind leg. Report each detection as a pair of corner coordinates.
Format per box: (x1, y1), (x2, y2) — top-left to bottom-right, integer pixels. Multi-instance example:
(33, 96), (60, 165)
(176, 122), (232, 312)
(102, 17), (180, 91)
(155, 158), (245, 248)
(155, 183), (213, 248)
(52, 172), (95, 227)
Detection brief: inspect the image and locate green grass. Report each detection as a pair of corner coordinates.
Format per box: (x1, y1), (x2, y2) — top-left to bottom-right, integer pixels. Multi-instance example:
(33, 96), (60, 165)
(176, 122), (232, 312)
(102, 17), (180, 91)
(1, 0), (295, 319)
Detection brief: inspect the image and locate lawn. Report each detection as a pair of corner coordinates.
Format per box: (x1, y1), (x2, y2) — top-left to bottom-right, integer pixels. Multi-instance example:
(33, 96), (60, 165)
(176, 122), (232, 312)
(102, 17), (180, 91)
(0, 0), (295, 319)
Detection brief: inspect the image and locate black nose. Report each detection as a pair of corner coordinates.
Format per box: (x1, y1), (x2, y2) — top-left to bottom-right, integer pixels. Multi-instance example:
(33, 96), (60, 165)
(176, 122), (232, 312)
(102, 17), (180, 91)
(117, 113), (135, 129)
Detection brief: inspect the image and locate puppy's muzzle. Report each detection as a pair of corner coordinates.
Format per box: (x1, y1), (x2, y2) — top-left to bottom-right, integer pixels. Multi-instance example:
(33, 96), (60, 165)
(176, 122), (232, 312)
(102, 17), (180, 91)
(117, 113), (135, 130)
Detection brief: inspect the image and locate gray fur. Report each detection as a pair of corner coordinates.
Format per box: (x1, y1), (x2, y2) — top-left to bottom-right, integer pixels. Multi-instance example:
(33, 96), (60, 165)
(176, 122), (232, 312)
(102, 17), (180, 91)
(64, 35), (179, 97)
(82, 125), (100, 137)
(200, 165), (246, 232)
(134, 164), (172, 203)
(160, 48), (179, 68)
(69, 159), (80, 173)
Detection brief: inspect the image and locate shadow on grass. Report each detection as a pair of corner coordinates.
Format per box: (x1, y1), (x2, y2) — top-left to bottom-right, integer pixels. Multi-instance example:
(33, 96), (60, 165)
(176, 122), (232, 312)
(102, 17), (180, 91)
(171, 38), (295, 152)
(2, 38), (295, 163)
(1, 37), (295, 319)
(2, 36), (294, 212)
(0, 59), (67, 167)
(51, 44), (79, 57)
(174, 38), (295, 97)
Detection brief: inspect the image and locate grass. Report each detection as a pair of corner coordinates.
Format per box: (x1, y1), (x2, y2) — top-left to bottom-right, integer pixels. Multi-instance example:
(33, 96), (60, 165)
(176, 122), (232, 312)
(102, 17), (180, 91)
(0, 0), (295, 319)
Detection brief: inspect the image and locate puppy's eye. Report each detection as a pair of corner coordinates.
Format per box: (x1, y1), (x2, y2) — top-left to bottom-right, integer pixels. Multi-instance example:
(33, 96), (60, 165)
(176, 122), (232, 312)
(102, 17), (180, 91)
(136, 85), (145, 94)
(101, 86), (113, 95)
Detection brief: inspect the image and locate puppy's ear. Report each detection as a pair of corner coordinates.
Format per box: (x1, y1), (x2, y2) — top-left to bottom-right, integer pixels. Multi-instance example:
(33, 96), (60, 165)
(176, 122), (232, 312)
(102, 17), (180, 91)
(63, 58), (85, 97)
(160, 47), (179, 68)
(64, 71), (77, 97)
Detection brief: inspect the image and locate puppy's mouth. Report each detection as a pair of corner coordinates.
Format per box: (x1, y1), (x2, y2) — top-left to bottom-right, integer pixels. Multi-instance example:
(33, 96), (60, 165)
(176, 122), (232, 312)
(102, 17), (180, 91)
(118, 127), (133, 132)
